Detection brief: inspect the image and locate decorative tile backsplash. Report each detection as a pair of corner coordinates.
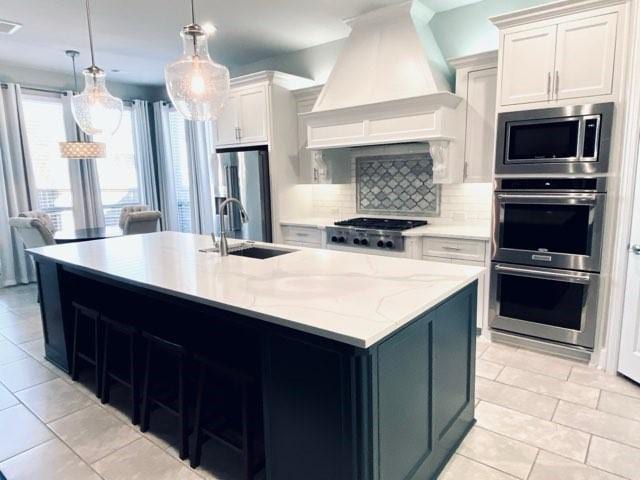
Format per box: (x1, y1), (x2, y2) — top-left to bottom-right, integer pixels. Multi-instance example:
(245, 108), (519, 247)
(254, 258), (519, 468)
(356, 154), (440, 216)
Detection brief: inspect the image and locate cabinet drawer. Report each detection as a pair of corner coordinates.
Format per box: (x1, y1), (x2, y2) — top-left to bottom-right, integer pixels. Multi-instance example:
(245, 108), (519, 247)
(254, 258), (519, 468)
(422, 237), (485, 262)
(282, 226), (322, 246)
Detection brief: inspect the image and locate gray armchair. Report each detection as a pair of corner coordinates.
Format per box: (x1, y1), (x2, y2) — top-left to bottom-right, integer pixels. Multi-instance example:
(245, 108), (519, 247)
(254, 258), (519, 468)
(9, 217), (56, 248)
(123, 211), (161, 235)
(19, 210), (56, 234)
(119, 205), (149, 230)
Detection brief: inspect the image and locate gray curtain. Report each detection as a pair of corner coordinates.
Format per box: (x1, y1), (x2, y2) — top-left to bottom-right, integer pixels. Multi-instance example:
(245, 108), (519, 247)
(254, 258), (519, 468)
(152, 101), (178, 231)
(132, 100), (159, 211)
(185, 120), (215, 234)
(0, 83), (37, 286)
(61, 91), (105, 229)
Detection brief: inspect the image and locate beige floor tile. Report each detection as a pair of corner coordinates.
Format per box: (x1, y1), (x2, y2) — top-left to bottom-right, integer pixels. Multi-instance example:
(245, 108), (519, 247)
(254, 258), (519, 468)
(476, 377), (558, 420)
(0, 293), (37, 309)
(553, 401), (640, 449)
(0, 382), (19, 410)
(477, 338), (490, 357)
(483, 345), (576, 380)
(497, 366), (600, 408)
(477, 359), (504, 380)
(0, 438), (100, 480)
(587, 436), (640, 480)
(529, 450), (624, 480)
(476, 401), (590, 462)
(0, 309), (25, 328)
(9, 305), (42, 319)
(49, 404), (140, 463)
(598, 390), (640, 422)
(18, 338), (46, 361)
(0, 318), (43, 344)
(16, 378), (94, 423)
(93, 438), (201, 480)
(0, 356), (56, 392)
(0, 339), (28, 365)
(570, 366), (640, 399)
(439, 454), (518, 480)
(457, 427), (537, 479)
(0, 404), (54, 462)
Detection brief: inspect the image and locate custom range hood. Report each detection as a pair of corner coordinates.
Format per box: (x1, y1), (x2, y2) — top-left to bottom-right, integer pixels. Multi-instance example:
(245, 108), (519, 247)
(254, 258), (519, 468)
(301, 1), (461, 153)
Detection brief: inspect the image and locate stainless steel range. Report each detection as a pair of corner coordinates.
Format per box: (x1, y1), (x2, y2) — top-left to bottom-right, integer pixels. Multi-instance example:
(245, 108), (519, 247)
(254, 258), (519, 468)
(326, 218), (427, 253)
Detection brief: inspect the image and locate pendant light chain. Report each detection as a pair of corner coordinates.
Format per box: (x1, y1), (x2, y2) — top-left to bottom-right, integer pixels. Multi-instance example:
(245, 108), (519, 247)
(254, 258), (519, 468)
(84, 0), (97, 68)
(190, 0), (196, 25)
(71, 53), (79, 92)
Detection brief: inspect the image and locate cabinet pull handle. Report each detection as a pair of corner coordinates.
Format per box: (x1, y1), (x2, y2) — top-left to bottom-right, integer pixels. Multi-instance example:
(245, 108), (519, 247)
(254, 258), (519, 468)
(547, 72), (551, 97)
(442, 246), (462, 251)
(295, 232), (310, 237)
(555, 70), (559, 97)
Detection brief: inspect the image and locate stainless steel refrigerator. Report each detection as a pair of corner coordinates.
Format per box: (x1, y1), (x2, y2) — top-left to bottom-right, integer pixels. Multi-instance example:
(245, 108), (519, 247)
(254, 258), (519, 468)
(212, 146), (272, 242)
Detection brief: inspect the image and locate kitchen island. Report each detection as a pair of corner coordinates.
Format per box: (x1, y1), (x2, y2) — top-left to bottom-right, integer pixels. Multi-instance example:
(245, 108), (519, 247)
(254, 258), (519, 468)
(28, 231), (482, 480)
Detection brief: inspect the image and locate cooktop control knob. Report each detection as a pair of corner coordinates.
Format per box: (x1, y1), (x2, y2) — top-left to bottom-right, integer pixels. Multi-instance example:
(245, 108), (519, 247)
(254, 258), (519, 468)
(353, 238), (360, 245)
(338, 236), (346, 243)
(360, 238), (369, 246)
(377, 240), (385, 248)
(385, 241), (394, 249)
(331, 236), (338, 243)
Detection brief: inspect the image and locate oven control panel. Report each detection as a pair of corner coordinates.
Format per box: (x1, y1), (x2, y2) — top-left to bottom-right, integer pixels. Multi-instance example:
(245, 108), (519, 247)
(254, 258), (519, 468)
(325, 227), (405, 252)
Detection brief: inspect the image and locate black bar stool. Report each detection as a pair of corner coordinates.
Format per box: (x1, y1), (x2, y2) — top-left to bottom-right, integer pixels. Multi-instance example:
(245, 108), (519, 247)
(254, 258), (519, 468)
(139, 331), (190, 460)
(190, 354), (262, 479)
(70, 301), (102, 398)
(100, 316), (140, 425)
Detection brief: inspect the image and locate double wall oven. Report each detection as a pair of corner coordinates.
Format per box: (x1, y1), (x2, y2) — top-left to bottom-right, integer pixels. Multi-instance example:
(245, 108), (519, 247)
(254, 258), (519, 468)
(490, 103), (613, 352)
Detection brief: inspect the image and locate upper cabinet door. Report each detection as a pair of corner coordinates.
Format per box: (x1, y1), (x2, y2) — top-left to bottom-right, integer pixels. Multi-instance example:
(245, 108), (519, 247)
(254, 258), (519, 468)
(464, 67), (497, 183)
(555, 13), (617, 101)
(215, 95), (239, 146)
(237, 86), (269, 144)
(500, 25), (557, 106)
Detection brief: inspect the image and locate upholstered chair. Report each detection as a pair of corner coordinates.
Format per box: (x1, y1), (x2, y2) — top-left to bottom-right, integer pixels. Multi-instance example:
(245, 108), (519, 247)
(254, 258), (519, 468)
(9, 217), (56, 248)
(123, 211), (161, 235)
(19, 210), (56, 234)
(118, 205), (149, 230)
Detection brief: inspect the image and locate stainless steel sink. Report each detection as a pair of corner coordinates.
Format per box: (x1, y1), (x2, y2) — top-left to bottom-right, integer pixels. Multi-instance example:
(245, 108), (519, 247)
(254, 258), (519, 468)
(229, 246), (296, 259)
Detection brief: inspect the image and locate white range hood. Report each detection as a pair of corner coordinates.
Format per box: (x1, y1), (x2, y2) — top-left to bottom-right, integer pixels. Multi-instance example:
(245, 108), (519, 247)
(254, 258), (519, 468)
(300, 1), (461, 153)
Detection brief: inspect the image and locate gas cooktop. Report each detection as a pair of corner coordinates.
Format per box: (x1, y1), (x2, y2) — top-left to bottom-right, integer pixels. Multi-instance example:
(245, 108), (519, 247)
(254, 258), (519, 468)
(334, 217), (428, 231)
(327, 217), (428, 252)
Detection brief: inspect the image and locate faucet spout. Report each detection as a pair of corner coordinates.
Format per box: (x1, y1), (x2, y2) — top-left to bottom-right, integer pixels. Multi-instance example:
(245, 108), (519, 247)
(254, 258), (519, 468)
(217, 197), (250, 256)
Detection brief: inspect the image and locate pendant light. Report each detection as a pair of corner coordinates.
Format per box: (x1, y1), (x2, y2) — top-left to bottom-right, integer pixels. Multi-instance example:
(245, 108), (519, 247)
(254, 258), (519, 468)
(71, 0), (123, 137)
(165, 0), (230, 121)
(59, 50), (106, 159)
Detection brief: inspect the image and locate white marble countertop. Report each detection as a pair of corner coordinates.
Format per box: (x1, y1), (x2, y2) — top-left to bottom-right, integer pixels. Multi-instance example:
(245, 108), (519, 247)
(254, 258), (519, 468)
(28, 232), (483, 348)
(281, 218), (491, 241)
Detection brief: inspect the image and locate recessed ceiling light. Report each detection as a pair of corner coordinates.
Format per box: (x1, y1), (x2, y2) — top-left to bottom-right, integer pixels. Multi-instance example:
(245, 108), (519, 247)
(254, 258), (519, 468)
(202, 22), (217, 35)
(0, 19), (22, 35)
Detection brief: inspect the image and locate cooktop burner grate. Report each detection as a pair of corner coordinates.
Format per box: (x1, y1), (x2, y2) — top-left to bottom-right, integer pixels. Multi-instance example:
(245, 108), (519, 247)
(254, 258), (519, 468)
(334, 217), (428, 231)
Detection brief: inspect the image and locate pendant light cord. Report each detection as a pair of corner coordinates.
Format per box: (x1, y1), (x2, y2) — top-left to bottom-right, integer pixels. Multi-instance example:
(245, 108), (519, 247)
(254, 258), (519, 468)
(190, 0), (196, 24)
(84, 0), (97, 67)
(71, 54), (79, 92)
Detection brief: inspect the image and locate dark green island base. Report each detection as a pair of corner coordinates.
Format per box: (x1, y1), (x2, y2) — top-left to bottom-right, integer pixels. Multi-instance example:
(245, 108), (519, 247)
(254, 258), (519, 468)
(35, 259), (476, 480)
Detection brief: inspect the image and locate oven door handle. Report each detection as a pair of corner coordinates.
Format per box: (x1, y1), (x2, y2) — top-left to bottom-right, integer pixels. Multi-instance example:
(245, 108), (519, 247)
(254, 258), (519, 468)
(494, 264), (591, 283)
(496, 193), (598, 203)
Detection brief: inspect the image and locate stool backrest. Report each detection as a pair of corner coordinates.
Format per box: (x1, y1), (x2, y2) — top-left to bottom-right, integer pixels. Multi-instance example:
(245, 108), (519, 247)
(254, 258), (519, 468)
(123, 211), (161, 235)
(18, 210), (56, 233)
(9, 217), (56, 247)
(119, 204), (149, 229)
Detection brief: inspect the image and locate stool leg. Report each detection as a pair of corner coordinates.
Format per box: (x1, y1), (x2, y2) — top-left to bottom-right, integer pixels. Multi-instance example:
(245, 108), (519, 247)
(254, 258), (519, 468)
(140, 341), (153, 433)
(178, 356), (189, 460)
(241, 382), (252, 480)
(93, 316), (101, 398)
(130, 334), (140, 425)
(70, 308), (80, 381)
(190, 363), (206, 468)
(100, 325), (111, 404)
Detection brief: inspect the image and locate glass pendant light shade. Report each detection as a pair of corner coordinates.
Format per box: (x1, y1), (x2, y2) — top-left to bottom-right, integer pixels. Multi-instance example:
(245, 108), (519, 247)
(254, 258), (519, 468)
(165, 24), (230, 121)
(71, 66), (123, 136)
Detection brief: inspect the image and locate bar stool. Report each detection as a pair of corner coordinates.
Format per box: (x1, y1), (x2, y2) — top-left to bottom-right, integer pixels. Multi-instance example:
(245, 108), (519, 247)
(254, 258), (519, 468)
(139, 331), (190, 460)
(70, 301), (102, 398)
(190, 354), (263, 479)
(100, 316), (140, 425)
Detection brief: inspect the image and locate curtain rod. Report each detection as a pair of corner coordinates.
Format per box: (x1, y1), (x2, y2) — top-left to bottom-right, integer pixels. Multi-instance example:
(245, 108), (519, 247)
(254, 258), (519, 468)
(1, 82), (135, 106)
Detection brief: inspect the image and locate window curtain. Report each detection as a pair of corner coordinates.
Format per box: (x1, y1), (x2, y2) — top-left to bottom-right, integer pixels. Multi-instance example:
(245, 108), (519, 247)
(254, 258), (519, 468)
(131, 100), (159, 211)
(185, 120), (215, 234)
(152, 101), (179, 231)
(61, 91), (105, 229)
(0, 83), (37, 286)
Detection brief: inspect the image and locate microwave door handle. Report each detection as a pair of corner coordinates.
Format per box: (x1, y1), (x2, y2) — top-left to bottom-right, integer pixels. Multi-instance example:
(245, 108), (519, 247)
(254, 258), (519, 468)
(495, 264), (591, 283)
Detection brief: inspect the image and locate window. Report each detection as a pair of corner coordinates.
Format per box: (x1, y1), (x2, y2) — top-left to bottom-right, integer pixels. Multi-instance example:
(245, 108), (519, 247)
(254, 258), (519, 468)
(168, 109), (192, 232)
(97, 107), (142, 227)
(21, 93), (75, 230)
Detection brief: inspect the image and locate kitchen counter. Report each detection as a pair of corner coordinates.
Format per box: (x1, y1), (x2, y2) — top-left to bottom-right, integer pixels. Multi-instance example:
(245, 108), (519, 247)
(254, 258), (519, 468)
(28, 231), (482, 348)
(28, 231), (480, 480)
(281, 217), (491, 240)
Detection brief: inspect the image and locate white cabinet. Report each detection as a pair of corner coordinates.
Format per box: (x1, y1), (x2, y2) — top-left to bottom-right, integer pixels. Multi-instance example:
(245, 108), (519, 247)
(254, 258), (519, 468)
(282, 225), (323, 248)
(501, 26), (557, 106)
(215, 85), (269, 147)
(497, 7), (620, 107)
(450, 52), (498, 183)
(555, 13), (617, 100)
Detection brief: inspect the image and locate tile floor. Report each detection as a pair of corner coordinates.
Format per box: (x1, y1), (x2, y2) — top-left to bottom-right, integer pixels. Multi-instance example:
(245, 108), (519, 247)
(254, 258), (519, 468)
(0, 284), (639, 480)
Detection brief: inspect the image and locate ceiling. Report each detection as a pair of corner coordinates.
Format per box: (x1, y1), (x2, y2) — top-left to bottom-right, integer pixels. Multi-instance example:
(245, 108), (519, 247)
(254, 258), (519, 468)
(0, 0), (482, 86)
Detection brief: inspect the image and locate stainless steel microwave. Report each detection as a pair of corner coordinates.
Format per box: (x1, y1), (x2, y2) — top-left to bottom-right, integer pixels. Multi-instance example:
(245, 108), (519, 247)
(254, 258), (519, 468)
(495, 103), (614, 175)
